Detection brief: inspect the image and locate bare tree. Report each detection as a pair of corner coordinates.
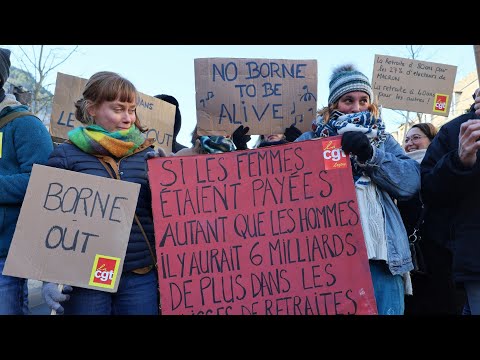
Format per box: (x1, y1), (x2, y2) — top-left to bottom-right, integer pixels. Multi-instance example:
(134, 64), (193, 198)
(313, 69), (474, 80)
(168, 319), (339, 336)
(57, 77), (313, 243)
(14, 45), (79, 121)
(397, 45), (427, 145)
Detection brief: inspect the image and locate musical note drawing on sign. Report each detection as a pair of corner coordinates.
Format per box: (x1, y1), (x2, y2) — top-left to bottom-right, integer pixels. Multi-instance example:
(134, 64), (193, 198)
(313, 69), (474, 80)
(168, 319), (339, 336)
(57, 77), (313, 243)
(289, 101), (309, 126)
(300, 85), (316, 102)
(292, 114), (304, 126)
(200, 91), (215, 108)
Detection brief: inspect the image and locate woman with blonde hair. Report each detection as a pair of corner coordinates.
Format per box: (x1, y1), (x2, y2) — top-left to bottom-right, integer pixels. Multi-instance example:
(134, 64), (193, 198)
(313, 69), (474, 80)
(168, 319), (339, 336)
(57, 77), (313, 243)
(41, 71), (159, 315)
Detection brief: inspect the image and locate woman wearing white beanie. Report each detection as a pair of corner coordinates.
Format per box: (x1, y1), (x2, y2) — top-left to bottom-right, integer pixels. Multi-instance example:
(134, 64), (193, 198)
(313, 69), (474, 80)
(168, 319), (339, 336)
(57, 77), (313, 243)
(296, 64), (420, 315)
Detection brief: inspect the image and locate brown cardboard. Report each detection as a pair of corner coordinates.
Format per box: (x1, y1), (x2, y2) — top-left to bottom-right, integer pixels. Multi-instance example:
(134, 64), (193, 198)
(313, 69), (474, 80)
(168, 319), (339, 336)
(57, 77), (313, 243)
(194, 58), (317, 136)
(474, 46), (480, 83)
(372, 54), (457, 116)
(50, 72), (85, 138)
(50, 72), (176, 153)
(2, 164), (140, 292)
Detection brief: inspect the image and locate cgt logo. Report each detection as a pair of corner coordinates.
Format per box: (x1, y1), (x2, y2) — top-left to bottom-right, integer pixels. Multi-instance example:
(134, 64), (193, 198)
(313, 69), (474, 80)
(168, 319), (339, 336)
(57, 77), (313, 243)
(433, 94), (449, 113)
(89, 254), (121, 289)
(323, 138), (347, 170)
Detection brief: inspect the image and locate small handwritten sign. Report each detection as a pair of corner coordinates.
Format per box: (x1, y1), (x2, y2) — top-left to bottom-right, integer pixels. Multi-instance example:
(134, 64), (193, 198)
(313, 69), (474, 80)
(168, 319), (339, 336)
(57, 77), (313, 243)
(3, 165), (140, 292)
(372, 54), (457, 116)
(195, 58), (318, 136)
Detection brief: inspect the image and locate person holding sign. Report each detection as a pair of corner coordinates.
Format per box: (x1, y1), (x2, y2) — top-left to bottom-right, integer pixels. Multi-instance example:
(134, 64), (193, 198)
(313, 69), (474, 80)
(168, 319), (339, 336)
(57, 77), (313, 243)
(255, 133), (288, 148)
(147, 124), (240, 159)
(174, 125), (237, 156)
(231, 125), (251, 150)
(0, 48), (54, 315)
(421, 88), (480, 314)
(296, 64), (420, 315)
(41, 71), (159, 315)
(154, 94), (187, 153)
(254, 125), (303, 148)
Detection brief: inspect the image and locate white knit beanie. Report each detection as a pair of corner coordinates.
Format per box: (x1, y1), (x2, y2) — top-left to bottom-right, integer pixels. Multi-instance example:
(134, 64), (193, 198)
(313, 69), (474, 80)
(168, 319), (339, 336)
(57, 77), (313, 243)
(328, 64), (373, 105)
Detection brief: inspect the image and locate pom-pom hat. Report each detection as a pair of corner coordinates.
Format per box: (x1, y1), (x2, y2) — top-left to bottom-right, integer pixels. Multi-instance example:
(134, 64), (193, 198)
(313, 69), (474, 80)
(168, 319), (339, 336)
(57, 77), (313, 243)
(328, 64), (373, 105)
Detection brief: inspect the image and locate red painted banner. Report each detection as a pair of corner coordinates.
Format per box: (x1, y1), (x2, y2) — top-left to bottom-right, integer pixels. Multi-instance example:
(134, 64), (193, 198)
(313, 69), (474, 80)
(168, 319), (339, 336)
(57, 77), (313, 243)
(148, 136), (377, 315)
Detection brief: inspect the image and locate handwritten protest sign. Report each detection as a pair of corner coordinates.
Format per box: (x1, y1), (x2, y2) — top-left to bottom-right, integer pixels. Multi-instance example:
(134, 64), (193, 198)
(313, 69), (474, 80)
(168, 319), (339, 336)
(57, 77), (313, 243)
(50, 72), (176, 153)
(148, 138), (377, 315)
(3, 164), (140, 292)
(372, 54), (457, 116)
(474, 45), (480, 81)
(195, 58), (317, 137)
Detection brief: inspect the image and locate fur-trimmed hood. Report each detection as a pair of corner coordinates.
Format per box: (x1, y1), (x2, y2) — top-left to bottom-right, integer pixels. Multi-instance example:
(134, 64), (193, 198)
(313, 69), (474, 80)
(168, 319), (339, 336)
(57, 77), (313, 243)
(0, 94), (22, 114)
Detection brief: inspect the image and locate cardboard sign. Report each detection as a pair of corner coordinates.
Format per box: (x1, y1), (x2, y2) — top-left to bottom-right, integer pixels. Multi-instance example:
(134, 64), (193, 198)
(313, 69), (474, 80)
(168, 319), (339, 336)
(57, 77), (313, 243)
(50, 72), (176, 153)
(3, 164), (140, 292)
(372, 54), (457, 116)
(148, 137), (377, 315)
(194, 58), (317, 137)
(474, 45), (480, 82)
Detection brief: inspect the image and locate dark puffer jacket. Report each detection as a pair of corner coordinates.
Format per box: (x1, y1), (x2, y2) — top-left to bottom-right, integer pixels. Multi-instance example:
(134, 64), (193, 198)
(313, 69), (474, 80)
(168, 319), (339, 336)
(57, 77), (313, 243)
(47, 139), (156, 272)
(421, 105), (480, 283)
(257, 139), (289, 148)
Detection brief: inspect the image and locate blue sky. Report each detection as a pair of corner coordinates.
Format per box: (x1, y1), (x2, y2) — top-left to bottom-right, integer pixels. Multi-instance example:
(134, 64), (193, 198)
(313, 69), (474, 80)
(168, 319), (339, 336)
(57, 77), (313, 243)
(4, 45), (477, 147)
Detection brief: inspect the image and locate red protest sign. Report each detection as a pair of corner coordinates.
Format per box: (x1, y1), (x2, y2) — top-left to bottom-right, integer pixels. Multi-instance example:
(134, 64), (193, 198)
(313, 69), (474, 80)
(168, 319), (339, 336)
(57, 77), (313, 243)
(148, 136), (377, 315)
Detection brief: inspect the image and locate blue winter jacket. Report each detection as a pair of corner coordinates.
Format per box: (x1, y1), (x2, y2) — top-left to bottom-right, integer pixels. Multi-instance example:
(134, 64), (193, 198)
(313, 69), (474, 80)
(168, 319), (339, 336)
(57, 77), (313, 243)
(0, 104), (53, 258)
(47, 139), (156, 272)
(296, 131), (419, 275)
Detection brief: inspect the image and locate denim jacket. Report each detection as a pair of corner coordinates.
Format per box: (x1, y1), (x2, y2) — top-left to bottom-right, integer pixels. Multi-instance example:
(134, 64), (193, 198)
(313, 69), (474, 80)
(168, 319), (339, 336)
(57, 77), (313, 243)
(296, 131), (419, 275)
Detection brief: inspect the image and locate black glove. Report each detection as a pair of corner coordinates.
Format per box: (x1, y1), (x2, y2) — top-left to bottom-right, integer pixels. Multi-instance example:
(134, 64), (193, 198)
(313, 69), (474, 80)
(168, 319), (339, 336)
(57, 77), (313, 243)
(341, 131), (373, 162)
(284, 125), (302, 142)
(232, 125), (251, 150)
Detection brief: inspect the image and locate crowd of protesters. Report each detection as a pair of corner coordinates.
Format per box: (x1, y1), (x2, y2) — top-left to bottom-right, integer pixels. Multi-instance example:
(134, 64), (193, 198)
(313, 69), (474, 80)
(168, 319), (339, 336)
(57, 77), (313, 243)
(1, 46), (480, 315)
